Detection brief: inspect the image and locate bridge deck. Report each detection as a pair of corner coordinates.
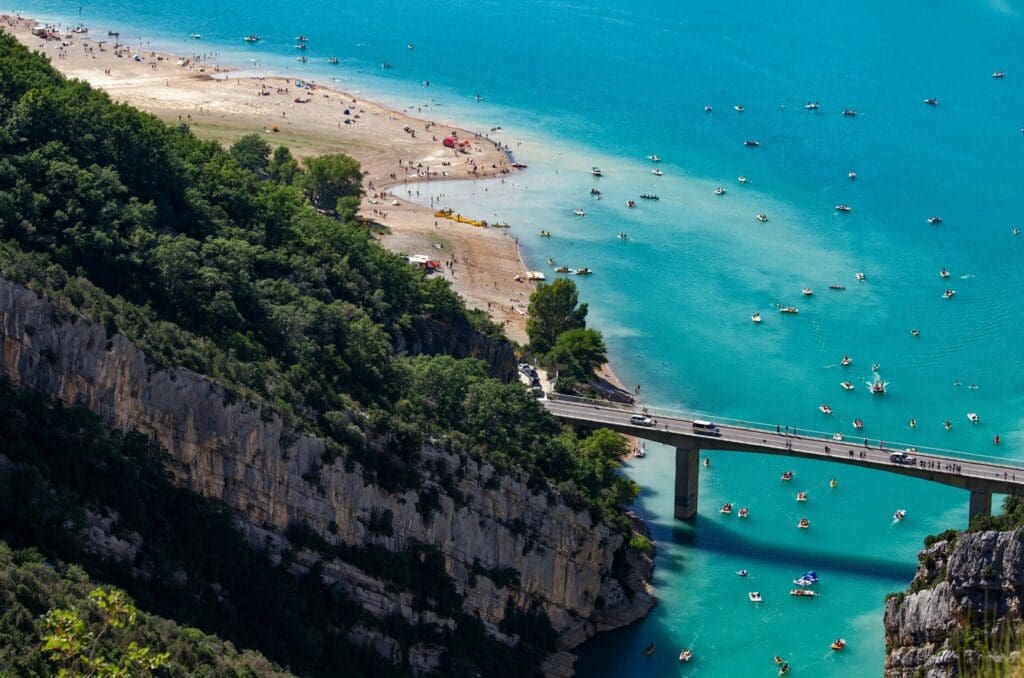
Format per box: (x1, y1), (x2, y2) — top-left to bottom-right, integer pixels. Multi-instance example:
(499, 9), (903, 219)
(544, 395), (1024, 496)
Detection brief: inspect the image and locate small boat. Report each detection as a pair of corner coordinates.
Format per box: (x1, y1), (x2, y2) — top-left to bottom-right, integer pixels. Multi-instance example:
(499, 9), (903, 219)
(829, 478), (838, 489)
(555, 266), (571, 273)
(830, 284), (846, 290)
(296, 35), (308, 42)
(797, 518), (810, 529)
(924, 98), (939, 106)
(967, 412), (980, 423)
(649, 154), (661, 162)
(774, 656), (785, 666)
(511, 162), (528, 169)
(190, 32), (202, 39)
(805, 101), (820, 110)
(738, 569), (749, 577)
(735, 104), (745, 112)
(893, 509), (906, 522)
(327, 57), (339, 64)
(714, 186), (726, 196)
(872, 362), (881, 372)
(940, 268), (950, 278)
(1014, 227), (1022, 236)
(640, 194), (659, 200)
(835, 204), (852, 213)
(780, 663), (791, 676)
(790, 588), (817, 597)
(547, 258), (555, 265)
(833, 432), (844, 441)
(744, 140), (760, 147)
(796, 491), (808, 502)
(703, 457), (711, 468)
(573, 208), (586, 217)
(831, 639), (847, 651)
(871, 381), (886, 395)
(651, 169), (663, 176)
(911, 329), (920, 337)
(748, 592), (762, 602)
(634, 446), (645, 458)
(751, 312), (763, 324)
(574, 267), (593, 275)
(993, 71), (1005, 79)
(928, 216), (943, 224)
(590, 188), (601, 195)
(705, 105), (713, 112)
(841, 355), (852, 367)
(473, 94), (484, 101)
(738, 507), (750, 518)
(841, 381), (855, 391)
(945, 420), (953, 431)
(539, 230), (551, 237)
(794, 571), (819, 586)
(909, 418), (918, 428)
(856, 272), (866, 281)
(853, 418), (864, 430)
(591, 166), (603, 177)
(297, 56), (308, 63)
(819, 405), (832, 415)
(842, 109), (857, 117)
(720, 502), (733, 515)
(617, 232), (630, 240)
(679, 649), (693, 663)
(296, 43), (307, 50)
(802, 287), (814, 296)
(781, 471), (794, 481)
(627, 200), (636, 208)
(738, 176), (749, 184)
(645, 642), (655, 657)
(943, 289), (956, 299)
(779, 306), (799, 314)
(849, 171), (858, 180)
(756, 213), (769, 222)
(244, 34), (261, 42)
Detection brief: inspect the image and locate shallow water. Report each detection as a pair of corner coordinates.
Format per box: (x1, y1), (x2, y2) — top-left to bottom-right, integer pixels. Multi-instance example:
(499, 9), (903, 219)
(12, 0), (1024, 673)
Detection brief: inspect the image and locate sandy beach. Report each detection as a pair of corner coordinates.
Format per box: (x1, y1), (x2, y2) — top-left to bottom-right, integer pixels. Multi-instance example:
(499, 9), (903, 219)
(2, 14), (536, 343)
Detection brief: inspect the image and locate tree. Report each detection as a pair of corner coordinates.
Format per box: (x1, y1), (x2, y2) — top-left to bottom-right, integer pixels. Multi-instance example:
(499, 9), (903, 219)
(544, 328), (606, 392)
(229, 133), (272, 173)
(41, 587), (169, 676)
(299, 153), (363, 210)
(267, 145), (300, 185)
(525, 279), (588, 354)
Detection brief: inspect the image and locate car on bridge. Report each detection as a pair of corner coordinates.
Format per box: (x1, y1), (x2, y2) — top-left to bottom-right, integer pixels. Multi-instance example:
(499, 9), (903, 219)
(889, 451), (917, 465)
(630, 414), (655, 426)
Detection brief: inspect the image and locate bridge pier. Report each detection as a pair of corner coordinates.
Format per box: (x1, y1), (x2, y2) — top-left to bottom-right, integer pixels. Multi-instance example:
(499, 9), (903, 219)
(968, 490), (992, 524)
(674, 443), (700, 521)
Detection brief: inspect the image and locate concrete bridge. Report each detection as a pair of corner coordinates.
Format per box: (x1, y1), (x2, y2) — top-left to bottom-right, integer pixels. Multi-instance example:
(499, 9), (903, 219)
(543, 394), (1024, 525)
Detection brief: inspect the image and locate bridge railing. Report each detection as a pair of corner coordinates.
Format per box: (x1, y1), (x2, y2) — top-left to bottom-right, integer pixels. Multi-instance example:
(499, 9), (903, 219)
(545, 392), (1024, 469)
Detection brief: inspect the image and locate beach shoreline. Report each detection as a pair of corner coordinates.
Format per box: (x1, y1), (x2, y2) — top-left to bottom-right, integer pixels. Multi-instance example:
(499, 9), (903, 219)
(2, 12), (632, 393)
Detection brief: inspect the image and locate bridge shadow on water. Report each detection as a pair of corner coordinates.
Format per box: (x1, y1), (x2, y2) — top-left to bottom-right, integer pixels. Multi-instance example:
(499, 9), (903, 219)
(629, 482), (915, 584)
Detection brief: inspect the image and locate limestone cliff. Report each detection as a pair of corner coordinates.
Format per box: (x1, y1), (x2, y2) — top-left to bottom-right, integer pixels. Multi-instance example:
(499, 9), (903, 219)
(884, 528), (1024, 677)
(0, 277), (654, 675)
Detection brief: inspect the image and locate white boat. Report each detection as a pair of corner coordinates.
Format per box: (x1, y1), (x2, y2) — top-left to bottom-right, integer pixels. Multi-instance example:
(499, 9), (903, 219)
(939, 268), (950, 278)
(797, 518), (810, 529)
(832, 433), (844, 441)
(751, 312), (763, 324)
(967, 412), (980, 423)
(573, 208), (586, 217)
(924, 98), (939, 106)
(805, 101), (820, 110)
(590, 166), (603, 177)
(848, 171), (858, 180)
(296, 35), (308, 42)
(244, 34), (261, 42)
(928, 216), (943, 224)
(649, 154), (661, 162)
(720, 502), (733, 515)
(679, 649), (693, 663)
(327, 57), (339, 64)
(835, 204), (852, 213)
(853, 418), (864, 430)
(790, 588), (817, 597)
(843, 109), (858, 117)
(819, 405), (832, 415)
(841, 355), (852, 367)
(856, 272), (866, 281)
(735, 104), (745, 112)
(738, 507), (749, 518)
(190, 32), (202, 39)
(617, 232), (630, 239)
(802, 287), (814, 296)
(714, 186), (726, 196)
(574, 267), (593, 275)
(841, 381), (855, 391)
(893, 509), (906, 522)
(756, 213), (768, 223)
(744, 140), (760, 147)
(796, 491), (808, 502)
(993, 71), (1006, 79)
(652, 169), (663, 176)
(779, 306), (798, 314)
(780, 471), (794, 481)
(830, 284), (846, 290)
(870, 375), (887, 395)
(737, 569), (749, 577)
(705, 105), (713, 112)
(943, 289), (956, 299)
(748, 591), (762, 602)
(526, 271), (546, 281)
(738, 176), (749, 184)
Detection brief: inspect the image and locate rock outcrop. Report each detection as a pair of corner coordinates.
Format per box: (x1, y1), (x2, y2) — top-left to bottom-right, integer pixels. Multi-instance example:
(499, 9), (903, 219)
(884, 529), (1024, 677)
(0, 277), (654, 675)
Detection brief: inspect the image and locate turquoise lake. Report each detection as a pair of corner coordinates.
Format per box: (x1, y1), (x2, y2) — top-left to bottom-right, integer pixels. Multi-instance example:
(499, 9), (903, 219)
(9, 0), (1024, 674)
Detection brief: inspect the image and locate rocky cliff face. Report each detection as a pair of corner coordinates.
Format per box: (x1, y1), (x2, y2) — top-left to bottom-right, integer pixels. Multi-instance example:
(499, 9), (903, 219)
(884, 529), (1024, 677)
(0, 277), (653, 675)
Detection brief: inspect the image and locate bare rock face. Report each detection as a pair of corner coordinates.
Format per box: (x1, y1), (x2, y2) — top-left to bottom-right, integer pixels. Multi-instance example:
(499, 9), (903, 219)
(0, 278), (654, 675)
(884, 529), (1024, 677)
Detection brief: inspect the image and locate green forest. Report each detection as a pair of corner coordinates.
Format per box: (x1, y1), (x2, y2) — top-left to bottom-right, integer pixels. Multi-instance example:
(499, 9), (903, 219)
(0, 31), (640, 676)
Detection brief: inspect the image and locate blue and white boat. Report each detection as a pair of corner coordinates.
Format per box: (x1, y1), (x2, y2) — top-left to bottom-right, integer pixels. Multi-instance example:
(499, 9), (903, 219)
(793, 570), (819, 587)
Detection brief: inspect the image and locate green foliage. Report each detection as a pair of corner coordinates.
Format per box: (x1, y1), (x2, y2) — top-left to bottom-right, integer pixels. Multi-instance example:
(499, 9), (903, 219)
(0, 542), (292, 676)
(525, 279), (587, 354)
(544, 327), (607, 392)
(628, 534), (654, 554)
(268, 145), (300, 185)
(229, 133), (272, 174)
(298, 152), (363, 210)
(969, 495), (1024, 533)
